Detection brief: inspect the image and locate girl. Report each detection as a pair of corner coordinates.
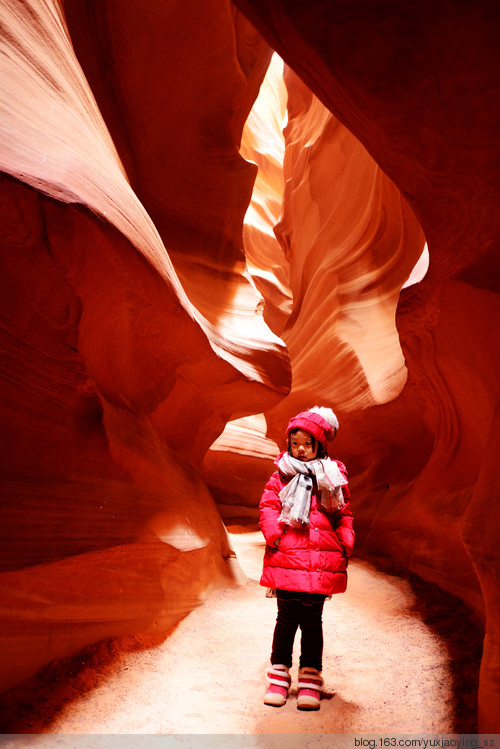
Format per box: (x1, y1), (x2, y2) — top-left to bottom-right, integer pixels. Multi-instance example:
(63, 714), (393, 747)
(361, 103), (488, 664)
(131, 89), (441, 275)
(259, 406), (354, 710)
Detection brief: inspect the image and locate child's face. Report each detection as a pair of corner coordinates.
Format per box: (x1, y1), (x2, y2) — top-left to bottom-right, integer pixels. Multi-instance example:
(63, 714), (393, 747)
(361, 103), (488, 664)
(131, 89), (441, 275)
(289, 429), (318, 461)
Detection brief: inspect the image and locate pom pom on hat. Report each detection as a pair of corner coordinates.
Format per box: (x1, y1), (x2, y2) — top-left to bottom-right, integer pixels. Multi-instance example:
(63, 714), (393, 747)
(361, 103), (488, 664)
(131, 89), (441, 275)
(309, 406), (339, 434)
(286, 405), (339, 448)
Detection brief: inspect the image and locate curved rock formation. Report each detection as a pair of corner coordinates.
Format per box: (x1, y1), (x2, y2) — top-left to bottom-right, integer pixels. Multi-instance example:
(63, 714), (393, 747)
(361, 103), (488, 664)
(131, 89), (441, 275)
(0, 0), (289, 693)
(229, 0), (500, 731)
(206, 56), (425, 519)
(1, 0), (499, 733)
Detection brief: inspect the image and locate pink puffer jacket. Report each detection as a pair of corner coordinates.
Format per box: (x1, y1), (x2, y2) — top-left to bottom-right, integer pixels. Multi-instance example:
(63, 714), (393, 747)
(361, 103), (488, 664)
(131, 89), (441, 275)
(259, 455), (355, 596)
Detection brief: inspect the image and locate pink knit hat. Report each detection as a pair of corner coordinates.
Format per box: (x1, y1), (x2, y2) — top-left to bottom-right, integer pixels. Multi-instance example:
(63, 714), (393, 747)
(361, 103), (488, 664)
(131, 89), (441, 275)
(286, 406), (339, 448)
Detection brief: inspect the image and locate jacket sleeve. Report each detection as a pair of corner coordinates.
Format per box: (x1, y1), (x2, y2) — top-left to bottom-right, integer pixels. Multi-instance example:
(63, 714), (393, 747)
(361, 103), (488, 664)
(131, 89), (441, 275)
(258, 472), (285, 548)
(333, 460), (355, 557)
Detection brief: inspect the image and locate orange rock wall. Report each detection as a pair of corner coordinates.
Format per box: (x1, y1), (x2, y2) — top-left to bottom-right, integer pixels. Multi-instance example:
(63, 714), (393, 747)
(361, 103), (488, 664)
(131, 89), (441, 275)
(231, 0), (500, 731)
(1, 0), (499, 733)
(0, 0), (289, 693)
(206, 59), (425, 515)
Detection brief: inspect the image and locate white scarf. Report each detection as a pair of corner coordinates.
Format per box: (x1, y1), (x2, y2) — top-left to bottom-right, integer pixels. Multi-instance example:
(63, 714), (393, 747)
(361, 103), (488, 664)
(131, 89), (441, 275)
(277, 454), (347, 528)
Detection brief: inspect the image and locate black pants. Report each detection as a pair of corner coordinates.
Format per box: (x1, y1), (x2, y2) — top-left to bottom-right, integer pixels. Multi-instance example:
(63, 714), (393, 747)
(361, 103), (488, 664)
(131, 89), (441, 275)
(270, 589), (326, 671)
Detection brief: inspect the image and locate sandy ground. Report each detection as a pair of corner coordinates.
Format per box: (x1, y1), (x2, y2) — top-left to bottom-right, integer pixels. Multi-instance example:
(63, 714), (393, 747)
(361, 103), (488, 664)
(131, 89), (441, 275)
(0, 526), (481, 738)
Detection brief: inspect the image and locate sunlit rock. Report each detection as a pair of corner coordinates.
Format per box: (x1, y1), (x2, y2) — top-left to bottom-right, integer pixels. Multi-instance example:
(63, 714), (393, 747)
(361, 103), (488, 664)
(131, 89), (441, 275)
(209, 55), (425, 526)
(240, 60), (425, 427)
(1, 0), (498, 731)
(233, 0), (500, 730)
(240, 54), (292, 336)
(0, 0), (289, 693)
(203, 414), (279, 521)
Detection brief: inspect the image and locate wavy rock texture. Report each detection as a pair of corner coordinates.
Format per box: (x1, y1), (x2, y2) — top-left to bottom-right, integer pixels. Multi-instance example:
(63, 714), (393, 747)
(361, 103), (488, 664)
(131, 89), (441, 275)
(0, 0), (290, 693)
(229, 0), (500, 731)
(239, 54), (292, 336)
(1, 0), (499, 733)
(241, 59), (426, 423)
(205, 57), (425, 511)
(274, 67), (425, 417)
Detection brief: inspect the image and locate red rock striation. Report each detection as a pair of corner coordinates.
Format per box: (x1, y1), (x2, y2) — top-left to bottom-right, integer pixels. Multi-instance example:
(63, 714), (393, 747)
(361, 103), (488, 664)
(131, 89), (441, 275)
(0, 0), (289, 694)
(229, 0), (500, 731)
(1, 0), (499, 733)
(206, 57), (426, 515)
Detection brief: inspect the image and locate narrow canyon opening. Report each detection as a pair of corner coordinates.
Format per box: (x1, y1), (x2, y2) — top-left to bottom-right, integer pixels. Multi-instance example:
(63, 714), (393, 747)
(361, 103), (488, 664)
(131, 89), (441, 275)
(204, 52), (430, 526)
(1, 0), (498, 737)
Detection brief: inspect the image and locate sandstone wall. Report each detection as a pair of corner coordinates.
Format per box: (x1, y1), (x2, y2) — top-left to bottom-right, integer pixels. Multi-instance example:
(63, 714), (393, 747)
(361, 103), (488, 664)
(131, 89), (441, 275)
(1, 0), (499, 732)
(229, 0), (500, 731)
(0, 0), (289, 693)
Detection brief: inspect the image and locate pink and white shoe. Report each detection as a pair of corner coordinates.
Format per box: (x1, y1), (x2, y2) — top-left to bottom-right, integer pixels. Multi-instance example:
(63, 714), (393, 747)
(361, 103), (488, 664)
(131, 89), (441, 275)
(264, 664), (291, 706)
(297, 667), (323, 710)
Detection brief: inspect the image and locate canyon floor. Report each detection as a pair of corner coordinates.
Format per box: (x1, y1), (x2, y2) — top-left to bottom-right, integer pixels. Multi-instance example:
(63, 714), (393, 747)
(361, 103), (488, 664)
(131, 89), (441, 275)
(0, 526), (481, 740)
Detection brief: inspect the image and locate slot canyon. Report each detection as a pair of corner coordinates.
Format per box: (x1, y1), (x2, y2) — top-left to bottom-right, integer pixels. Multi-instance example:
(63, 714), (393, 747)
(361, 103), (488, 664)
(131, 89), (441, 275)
(0, 0), (499, 736)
